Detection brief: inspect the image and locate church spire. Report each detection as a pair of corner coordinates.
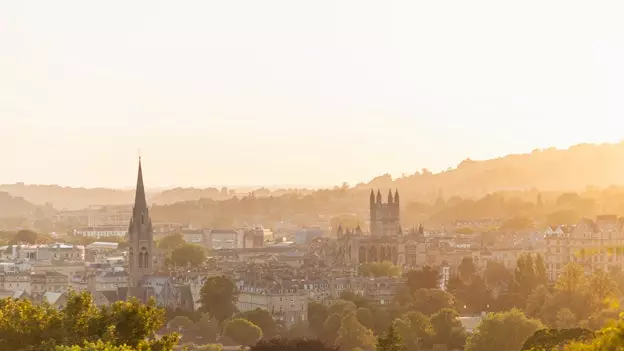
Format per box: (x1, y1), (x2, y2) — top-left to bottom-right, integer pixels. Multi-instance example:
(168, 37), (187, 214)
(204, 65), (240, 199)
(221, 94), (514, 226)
(376, 190), (382, 204)
(134, 158), (147, 212)
(387, 189), (393, 205)
(128, 157), (153, 288)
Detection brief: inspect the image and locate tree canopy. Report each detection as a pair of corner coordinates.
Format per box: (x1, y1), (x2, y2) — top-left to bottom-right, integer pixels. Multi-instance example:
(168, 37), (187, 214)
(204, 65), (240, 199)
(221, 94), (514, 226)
(465, 309), (542, 351)
(222, 318), (263, 346)
(170, 243), (206, 268)
(0, 291), (179, 351)
(198, 276), (239, 323)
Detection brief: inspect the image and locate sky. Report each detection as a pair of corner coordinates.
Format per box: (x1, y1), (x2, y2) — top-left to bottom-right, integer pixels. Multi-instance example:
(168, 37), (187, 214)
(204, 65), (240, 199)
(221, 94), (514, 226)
(1, 0), (624, 188)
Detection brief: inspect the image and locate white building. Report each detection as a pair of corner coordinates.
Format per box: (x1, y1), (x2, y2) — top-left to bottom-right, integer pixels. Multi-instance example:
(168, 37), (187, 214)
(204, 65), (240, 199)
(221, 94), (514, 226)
(74, 226), (127, 238)
(545, 215), (624, 281)
(237, 280), (308, 326)
(209, 229), (244, 250)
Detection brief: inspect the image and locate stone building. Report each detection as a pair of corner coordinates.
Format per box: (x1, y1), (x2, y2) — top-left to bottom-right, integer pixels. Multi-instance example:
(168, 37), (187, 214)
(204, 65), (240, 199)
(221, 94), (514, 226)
(544, 215), (624, 281)
(339, 189), (408, 266)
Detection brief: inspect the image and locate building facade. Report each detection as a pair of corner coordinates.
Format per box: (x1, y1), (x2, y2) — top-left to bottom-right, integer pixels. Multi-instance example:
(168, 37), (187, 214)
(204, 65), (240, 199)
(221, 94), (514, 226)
(339, 189), (407, 266)
(544, 215), (624, 281)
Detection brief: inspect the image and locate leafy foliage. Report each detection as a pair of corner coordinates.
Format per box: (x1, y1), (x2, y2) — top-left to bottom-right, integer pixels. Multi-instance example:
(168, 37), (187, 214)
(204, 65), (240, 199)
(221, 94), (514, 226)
(521, 328), (594, 351)
(377, 324), (405, 351)
(198, 276), (239, 323)
(465, 308), (542, 351)
(0, 291), (179, 351)
(170, 244), (206, 268)
(158, 233), (186, 250)
(335, 312), (376, 351)
(429, 308), (466, 350)
(359, 261), (401, 277)
(222, 318), (263, 346)
(235, 308), (279, 339)
(250, 339), (338, 351)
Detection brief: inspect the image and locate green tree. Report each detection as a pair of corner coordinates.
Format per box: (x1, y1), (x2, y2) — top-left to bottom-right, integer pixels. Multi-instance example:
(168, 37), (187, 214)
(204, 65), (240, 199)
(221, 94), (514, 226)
(171, 243), (206, 268)
(430, 308), (466, 350)
(328, 300), (357, 316)
(251, 339), (338, 351)
(534, 254), (547, 286)
(11, 229), (42, 244)
(521, 328), (594, 351)
(320, 313), (342, 346)
(555, 263), (586, 294)
(555, 308), (577, 329)
(195, 344), (224, 351)
(235, 308), (279, 339)
(54, 340), (135, 351)
(485, 260), (513, 291)
(500, 216), (532, 232)
(335, 312), (376, 351)
(406, 266), (440, 291)
(283, 321), (312, 339)
(377, 324), (405, 351)
(411, 289), (455, 315)
(222, 318), (263, 346)
(340, 291), (369, 308)
(515, 254), (538, 299)
(359, 261), (401, 277)
(307, 302), (328, 336)
(0, 291), (178, 351)
(355, 307), (375, 330)
(525, 285), (550, 318)
(465, 308), (542, 351)
(198, 276), (239, 323)
(587, 268), (616, 303)
(394, 311), (433, 351)
(158, 233), (186, 250)
(457, 257), (478, 283)
(168, 315), (194, 331)
(194, 313), (219, 342)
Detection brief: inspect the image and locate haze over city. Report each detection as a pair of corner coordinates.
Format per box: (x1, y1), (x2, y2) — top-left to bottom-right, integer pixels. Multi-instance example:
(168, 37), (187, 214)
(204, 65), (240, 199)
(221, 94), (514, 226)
(3, 0), (624, 188)
(7, 2), (624, 351)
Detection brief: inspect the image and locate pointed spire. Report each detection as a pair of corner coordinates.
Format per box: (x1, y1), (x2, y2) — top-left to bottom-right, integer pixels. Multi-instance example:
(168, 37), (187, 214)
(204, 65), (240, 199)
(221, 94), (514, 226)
(376, 190), (382, 204)
(387, 189), (393, 204)
(356, 222), (362, 235)
(370, 189), (375, 205)
(394, 189), (400, 204)
(134, 157), (147, 212)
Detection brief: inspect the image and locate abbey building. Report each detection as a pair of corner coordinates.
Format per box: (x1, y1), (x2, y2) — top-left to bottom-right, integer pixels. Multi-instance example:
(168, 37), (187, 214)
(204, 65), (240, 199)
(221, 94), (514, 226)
(338, 189), (423, 267)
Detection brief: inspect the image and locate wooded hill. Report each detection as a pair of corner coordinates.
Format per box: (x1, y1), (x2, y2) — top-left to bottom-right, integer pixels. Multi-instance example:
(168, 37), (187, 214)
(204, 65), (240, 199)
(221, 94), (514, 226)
(3, 141), (624, 210)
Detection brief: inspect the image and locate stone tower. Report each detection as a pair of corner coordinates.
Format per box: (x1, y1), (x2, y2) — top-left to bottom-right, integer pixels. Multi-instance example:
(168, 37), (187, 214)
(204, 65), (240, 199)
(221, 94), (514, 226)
(128, 158), (153, 287)
(370, 189), (401, 236)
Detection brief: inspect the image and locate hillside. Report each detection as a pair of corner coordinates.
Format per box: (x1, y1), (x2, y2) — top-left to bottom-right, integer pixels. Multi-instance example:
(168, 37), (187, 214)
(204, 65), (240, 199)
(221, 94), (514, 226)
(358, 142), (624, 202)
(3, 141), (624, 209)
(0, 192), (43, 218)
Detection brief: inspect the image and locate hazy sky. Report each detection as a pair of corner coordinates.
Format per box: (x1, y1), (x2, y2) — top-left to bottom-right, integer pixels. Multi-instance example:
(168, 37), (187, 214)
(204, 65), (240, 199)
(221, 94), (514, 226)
(2, 1), (624, 188)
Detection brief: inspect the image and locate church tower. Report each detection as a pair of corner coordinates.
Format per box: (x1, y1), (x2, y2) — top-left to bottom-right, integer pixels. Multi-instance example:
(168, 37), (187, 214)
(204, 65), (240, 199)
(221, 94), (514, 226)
(128, 158), (154, 287)
(370, 189), (401, 236)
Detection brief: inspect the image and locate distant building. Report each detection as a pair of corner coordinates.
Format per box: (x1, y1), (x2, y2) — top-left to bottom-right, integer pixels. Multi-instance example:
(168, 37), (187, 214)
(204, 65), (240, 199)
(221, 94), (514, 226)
(295, 227), (323, 245)
(74, 226), (127, 238)
(182, 229), (207, 245)
(237, 279), (308, 326)
(244, 226), (269, 248)
(544, 215), (624, 281)
(209, 229), (244, 250)
(339, 189), (406, 265)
